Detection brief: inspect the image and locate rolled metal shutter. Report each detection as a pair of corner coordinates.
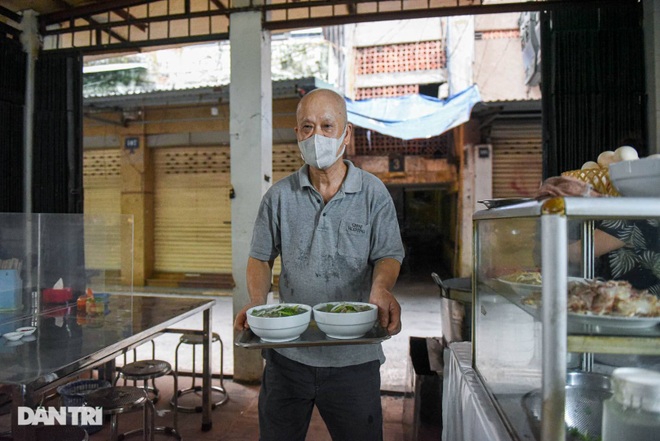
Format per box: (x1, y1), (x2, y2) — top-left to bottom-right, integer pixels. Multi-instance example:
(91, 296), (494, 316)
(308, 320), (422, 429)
(153, 146), (232, 274)
(152, 144), (302, 275)
(490, 119), (543, 198)
(83, 149), (122, 271)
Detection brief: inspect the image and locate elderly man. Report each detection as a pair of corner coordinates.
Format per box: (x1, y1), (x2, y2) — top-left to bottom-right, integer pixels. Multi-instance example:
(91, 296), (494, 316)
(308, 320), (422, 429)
(234, 88), (405, 441)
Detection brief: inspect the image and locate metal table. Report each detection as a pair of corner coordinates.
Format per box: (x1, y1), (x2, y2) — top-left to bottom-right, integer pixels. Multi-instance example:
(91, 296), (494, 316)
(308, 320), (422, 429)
(0, 293), (216, 441)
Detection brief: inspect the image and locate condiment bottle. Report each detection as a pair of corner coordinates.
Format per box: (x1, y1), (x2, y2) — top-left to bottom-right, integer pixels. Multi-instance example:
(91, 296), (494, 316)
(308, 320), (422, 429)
(602, 367), (660, 441)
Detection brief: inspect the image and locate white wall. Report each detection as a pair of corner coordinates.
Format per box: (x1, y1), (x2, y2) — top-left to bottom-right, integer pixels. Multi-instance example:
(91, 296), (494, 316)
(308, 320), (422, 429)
(474, 13), (542, 102)
(352, 18), (442, 46)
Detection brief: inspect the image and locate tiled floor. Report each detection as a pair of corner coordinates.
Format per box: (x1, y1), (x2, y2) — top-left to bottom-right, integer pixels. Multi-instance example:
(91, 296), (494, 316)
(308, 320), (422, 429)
(81, 375), (422, 441)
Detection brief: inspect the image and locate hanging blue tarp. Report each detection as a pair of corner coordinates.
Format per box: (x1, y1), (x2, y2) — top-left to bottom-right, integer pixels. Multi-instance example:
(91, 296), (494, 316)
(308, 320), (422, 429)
(346, 84), (482, 140)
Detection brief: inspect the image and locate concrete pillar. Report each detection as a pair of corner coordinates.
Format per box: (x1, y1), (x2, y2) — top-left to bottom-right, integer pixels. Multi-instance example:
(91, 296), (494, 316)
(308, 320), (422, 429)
(120, 131), (154, 287)
(230, 6), (273, 383)
(644, 0), (659, 154)
(456, 121), (481, 278)
(446, 15), (474, 96)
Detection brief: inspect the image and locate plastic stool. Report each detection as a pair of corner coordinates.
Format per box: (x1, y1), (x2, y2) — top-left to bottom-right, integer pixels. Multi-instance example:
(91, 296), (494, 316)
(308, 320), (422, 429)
(35, 425), (89, 441)
(84, 386), (154, 441)
(170, 332), (228, 413)
(114, 360), (180, 440)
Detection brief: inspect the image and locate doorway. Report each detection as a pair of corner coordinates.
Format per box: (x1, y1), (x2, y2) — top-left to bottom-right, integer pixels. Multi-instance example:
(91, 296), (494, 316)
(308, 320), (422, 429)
(388, 184), (455, 280)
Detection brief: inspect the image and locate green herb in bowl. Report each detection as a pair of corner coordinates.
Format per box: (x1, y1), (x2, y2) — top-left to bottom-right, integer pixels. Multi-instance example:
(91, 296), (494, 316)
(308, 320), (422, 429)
(250, 304), (306, 318)
(319, 302), (374, 313)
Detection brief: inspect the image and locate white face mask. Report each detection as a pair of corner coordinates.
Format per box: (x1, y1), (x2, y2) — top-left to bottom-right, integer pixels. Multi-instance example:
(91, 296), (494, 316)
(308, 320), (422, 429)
(297, 126), (347, 170)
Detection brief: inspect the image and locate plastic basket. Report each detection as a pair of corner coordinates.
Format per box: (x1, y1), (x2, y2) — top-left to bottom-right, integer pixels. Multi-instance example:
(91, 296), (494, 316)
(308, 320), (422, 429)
(57, 379), (111, 434)
(561, 168), (620, 196)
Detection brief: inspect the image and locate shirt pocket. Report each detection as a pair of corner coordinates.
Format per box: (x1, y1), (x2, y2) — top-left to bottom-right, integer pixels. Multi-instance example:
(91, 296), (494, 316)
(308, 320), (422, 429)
(337, 219), (371, 261)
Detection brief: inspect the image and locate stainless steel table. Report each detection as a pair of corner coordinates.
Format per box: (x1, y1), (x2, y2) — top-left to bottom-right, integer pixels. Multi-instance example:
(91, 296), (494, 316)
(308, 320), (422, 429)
(0, 293), (216, 441)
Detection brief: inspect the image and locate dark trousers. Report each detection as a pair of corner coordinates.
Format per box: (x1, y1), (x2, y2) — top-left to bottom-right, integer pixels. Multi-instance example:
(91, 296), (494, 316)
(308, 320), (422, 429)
(258, 349), (383, 441)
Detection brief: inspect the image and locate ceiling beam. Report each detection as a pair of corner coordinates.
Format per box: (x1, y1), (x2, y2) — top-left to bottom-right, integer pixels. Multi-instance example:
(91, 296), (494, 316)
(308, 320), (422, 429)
(41, 0), (153, 25)
(34, 0), (638, 54)
(210, 0), (228, 12)
(0, 4), (21, 23)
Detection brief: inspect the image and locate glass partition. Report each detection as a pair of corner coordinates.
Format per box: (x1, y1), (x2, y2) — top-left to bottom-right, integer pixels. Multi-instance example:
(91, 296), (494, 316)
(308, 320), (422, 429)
(0, 213), (133, 317)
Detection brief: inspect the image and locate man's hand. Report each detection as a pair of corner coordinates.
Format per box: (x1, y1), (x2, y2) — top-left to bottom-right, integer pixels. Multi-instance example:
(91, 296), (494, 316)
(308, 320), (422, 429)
(233, 300), (264, 331)
(369, 286), (402, 335)
(369, 258), (402, 335)
(235, 257), (273, 331)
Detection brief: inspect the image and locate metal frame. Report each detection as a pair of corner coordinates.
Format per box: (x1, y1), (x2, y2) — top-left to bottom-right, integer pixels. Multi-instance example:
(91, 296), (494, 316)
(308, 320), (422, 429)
(0, 0), (637, 54)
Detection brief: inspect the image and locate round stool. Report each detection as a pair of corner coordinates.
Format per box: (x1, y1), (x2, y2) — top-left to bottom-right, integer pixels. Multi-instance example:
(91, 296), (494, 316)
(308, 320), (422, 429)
(117, 356), (163, 404)
(170, 332), (228, 413)
(114, 360), (180, 440)
(84, 386), (154, 441)
(119, 341), (157, 389)
(35, 425), (89, 441)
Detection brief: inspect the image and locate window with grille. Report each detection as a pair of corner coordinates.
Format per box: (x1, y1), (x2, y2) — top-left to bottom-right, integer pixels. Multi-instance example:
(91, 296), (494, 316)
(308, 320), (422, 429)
(355, 41), (446, 75)
(353, 127), (451, 158)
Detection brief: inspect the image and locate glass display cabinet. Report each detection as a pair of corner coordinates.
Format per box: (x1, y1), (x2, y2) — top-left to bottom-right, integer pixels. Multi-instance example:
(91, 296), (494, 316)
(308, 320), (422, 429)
(472, 197), (660, 441)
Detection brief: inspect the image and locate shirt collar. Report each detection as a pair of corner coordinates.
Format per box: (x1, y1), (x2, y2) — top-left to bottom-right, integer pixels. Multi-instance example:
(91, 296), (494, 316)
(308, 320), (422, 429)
(297, 160), (363, 194)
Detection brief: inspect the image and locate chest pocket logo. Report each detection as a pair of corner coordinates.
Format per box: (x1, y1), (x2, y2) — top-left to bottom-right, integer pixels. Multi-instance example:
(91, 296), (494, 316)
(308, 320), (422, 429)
(347, 222), (367, 235)
(338, 219), (370, 261)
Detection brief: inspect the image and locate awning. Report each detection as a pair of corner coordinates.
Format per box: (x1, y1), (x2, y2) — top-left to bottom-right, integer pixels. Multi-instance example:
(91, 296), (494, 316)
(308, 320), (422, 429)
(346, 84), (482, 140)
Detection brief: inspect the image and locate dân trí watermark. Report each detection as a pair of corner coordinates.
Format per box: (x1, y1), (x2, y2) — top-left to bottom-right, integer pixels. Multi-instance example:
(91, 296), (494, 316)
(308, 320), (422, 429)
(17, 406), (103, 426)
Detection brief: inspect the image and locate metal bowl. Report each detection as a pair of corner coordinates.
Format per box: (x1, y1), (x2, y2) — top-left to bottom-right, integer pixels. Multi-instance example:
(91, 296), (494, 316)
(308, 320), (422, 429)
(522, 371), (611, 440)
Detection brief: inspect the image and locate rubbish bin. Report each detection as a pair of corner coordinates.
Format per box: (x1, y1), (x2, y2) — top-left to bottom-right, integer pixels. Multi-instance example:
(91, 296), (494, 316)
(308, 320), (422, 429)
(406, 336), (444, 441)
(57, 379), (111, 434)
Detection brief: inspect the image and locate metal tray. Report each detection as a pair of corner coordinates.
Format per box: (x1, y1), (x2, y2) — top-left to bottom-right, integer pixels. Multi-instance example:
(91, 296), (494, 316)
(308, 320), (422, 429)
(477, 198), (534, 209)
(234, 321), (391, 349)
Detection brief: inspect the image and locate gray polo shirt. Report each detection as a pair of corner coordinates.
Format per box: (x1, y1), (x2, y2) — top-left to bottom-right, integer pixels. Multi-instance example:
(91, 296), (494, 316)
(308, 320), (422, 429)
(249, 160), (405, 367)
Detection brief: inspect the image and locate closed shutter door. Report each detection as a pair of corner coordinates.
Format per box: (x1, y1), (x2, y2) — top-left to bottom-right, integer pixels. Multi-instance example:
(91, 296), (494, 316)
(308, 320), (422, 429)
(154, 147), (231, 273)
(152, 144), (302, 275)
(491, 119), (543, 198)
(83, 149), (122, 271)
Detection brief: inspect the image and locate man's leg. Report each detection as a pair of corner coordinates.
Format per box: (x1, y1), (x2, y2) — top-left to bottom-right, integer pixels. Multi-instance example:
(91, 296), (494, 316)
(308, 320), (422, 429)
(315, 360), (383, 441)
(258, 350), (316, 441)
